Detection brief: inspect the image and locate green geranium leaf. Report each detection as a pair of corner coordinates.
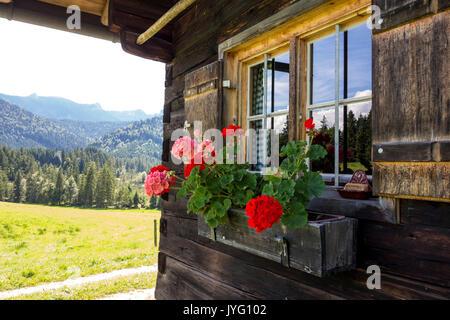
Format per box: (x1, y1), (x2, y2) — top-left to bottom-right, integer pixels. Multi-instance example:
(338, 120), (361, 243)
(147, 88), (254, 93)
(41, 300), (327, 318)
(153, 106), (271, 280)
(262, 182), (274, 197)
(219, 174), (234, 187)
(176, 186), (188, 199)
(223, 198), (232, 211)
(206, 217), (219, 228)
(281, 202), (308, 228)
(295, 171), (325, 199)
(307, 144), (327, 161)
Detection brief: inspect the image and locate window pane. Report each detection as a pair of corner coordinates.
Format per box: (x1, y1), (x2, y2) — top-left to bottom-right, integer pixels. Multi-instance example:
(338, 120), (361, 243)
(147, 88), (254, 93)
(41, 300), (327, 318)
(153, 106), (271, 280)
(269, 115), (288, 154)
(268, 51), (290, 113)
(310, 101), (372, 175)
(249, 120), (264, 170)
(310, 108), (336, 173)
(311, 35), (335, 105)
(340, 101), (372, 174)
(250, 63), (264, 116)
(347, 23), (372, 99)
(249, 116), (288, 171)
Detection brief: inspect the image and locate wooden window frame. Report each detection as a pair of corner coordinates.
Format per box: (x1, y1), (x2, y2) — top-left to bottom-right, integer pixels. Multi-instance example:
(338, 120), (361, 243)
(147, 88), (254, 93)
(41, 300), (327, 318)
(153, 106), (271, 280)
(219, 0), (399, 224)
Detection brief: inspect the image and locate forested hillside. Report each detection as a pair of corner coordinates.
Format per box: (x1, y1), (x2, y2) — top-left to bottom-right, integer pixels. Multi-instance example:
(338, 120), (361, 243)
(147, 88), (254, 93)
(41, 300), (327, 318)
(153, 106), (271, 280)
(90, 117), (163, 160)
(0, 145), (161, 209)
(0, 99), (90, 149)
(54, 119), (132, 140)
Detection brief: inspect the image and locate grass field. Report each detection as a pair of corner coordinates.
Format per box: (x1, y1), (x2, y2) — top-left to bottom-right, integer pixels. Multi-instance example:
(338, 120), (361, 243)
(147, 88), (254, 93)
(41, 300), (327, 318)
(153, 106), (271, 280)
(7, 272), (158, 300)
(0, 202), (160, 292)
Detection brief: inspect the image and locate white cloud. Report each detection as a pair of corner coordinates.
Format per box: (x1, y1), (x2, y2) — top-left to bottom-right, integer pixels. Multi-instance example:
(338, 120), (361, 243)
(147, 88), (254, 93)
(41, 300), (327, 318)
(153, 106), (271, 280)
(0, 19), (165, 114)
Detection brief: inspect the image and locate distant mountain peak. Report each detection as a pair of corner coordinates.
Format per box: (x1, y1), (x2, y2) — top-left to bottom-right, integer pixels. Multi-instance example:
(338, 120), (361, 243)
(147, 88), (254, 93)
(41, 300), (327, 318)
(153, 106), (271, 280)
(0, 93), (152, 122)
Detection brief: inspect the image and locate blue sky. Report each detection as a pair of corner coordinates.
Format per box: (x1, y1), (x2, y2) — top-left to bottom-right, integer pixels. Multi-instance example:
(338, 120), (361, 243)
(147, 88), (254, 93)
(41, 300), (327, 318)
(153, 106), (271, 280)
(0, 19), (165, 115)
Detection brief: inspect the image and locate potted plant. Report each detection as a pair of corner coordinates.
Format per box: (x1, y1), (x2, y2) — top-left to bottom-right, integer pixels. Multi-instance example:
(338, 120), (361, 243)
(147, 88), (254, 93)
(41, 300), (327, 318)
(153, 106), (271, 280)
(145, 120), (357, 277)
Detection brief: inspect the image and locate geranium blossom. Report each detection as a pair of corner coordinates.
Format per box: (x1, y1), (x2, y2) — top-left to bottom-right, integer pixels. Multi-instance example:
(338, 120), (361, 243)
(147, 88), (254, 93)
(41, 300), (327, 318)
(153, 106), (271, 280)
(145, 165), (175, 196)
(305, 118), (315, 130)
(171, 136), (195, 163)
(245, 195), (283, 233)
(194, 139), (215, 164)
(184, 159), (206, 178)
(222, 124), (244, 137)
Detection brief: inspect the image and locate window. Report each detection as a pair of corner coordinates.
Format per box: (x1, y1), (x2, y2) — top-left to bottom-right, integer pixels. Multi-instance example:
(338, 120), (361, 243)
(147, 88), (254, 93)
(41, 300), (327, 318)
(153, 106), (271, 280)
(247, 51), (290, 171)
(307, 22), (372, 185)
(221, 2), (373, 180)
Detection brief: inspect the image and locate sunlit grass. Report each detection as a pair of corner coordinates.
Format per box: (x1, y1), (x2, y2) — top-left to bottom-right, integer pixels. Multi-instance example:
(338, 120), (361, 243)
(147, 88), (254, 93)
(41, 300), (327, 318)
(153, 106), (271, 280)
(8, 272), (157, 300)
(0, 201), (160, 291)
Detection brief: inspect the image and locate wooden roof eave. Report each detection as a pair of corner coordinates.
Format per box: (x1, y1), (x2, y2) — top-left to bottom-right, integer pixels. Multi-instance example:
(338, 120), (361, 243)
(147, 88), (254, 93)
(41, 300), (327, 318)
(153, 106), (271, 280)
(0, 0), (119, 42)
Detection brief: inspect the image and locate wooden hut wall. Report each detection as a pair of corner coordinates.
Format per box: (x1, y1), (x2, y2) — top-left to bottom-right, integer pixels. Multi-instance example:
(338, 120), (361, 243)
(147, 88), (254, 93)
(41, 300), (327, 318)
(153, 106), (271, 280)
(155, 0), (450, 299)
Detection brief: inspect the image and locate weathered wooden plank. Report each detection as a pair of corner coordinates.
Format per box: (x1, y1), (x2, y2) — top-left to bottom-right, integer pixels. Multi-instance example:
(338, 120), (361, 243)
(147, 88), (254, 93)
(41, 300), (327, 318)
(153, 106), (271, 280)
(433, 141), (450, 161)
(373, 162), (450, 200)
(288, 37), (297, 141)
(217, 0), (327, 58)
(358, 220), (450, 286)
(156, 256), (257, 300)
(372, 0), (439, 33)
(400, 199), (450, 229)
(372, 11), (450, 144)
(198, 209), (357, 277)
(159, 233), (450, 299)
(308, 188), (398, 224)
(373, 141), (450, 162)
(160, 212), (198, 240)
(159, 235), (345, 299)
(120, 28), (173, 63)
(372, 142), (432, 162)
(184, 61), (223, 131)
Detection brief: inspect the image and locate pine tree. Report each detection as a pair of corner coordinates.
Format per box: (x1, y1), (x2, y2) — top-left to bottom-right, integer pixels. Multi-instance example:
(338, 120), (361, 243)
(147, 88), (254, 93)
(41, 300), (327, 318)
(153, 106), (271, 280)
(53, 167), (65, 205)
(84, 163), (96, 207)
(26, 172), (42, 203)
(64, 176), (78, 205)
(133, 191), (139, 208)
(0, 170), (7, 201)
(149, 195), (157, 209)
(13, 171), (26, 203)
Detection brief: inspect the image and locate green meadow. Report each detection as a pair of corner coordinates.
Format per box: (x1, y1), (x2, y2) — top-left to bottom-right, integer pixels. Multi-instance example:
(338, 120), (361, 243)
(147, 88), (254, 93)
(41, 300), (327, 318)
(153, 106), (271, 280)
(0, 202), (160, 292)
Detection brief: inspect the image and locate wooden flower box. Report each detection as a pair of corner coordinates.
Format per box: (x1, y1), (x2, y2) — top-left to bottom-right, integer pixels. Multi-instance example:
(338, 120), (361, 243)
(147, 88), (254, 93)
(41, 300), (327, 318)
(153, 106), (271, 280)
(198, 209), (357, 277)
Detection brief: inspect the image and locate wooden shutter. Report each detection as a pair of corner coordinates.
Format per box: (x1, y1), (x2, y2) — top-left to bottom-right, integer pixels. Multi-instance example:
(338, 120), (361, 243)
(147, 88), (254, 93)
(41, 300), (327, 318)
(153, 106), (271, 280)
(184, 61), (223, 132)
(371, 2), (449, 201)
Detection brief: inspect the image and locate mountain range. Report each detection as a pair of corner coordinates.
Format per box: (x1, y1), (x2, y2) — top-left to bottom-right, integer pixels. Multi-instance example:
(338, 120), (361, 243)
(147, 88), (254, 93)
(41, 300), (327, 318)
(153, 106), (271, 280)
(0, 93), (156, 122)
(0, 94), (163, 163)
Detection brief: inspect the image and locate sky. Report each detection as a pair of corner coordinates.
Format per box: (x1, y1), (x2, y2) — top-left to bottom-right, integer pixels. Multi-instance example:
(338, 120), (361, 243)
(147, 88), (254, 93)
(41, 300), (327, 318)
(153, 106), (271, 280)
(0, 19), (166, 115)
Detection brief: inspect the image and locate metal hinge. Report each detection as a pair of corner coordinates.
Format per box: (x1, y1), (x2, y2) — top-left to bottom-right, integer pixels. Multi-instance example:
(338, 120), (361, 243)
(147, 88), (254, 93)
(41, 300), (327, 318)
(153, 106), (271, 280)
(275, 236), (289, 268)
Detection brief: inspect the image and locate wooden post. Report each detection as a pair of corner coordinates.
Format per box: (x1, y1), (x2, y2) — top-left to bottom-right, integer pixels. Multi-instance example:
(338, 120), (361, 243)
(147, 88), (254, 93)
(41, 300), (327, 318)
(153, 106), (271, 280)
(136, 0), (196, 45)
(154, 219), (157, 247)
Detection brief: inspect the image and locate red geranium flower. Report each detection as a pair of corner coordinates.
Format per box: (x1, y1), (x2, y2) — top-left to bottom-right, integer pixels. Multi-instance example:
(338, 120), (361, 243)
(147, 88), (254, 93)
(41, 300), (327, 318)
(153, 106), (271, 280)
(305, 118), (315, 130)
(245, 195), (283, 233)
(184, 160), (206, 178)
(145, 165), (175, 196)
(222, 124), (244, 137)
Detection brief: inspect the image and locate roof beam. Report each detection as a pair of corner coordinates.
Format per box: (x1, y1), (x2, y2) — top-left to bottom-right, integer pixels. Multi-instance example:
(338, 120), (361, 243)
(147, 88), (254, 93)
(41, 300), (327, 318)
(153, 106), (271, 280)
(136, 0), (195, 45)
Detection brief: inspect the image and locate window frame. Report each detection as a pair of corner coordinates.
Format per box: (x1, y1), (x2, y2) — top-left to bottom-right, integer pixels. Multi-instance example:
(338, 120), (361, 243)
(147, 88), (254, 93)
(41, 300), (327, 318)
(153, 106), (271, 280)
(305, 20), (373, 186)
(246, 51), (290, 171)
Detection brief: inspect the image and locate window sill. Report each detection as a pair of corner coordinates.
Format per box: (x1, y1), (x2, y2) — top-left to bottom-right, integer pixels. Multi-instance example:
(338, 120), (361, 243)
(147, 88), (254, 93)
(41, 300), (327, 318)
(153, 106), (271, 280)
(307, 186), (398, 224)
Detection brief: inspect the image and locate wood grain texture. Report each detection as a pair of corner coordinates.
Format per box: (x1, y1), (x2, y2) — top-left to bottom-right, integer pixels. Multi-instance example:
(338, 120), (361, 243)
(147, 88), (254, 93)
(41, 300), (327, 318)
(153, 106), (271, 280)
(38, 0), (106, 16)
(373, 162), (450, 199)
(372, 11), (450, 144)
(372, 0), (450, 33)
(120, 28), (173, 63)
(198, 209), (357, 277)
(184, 61), (223, 131)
